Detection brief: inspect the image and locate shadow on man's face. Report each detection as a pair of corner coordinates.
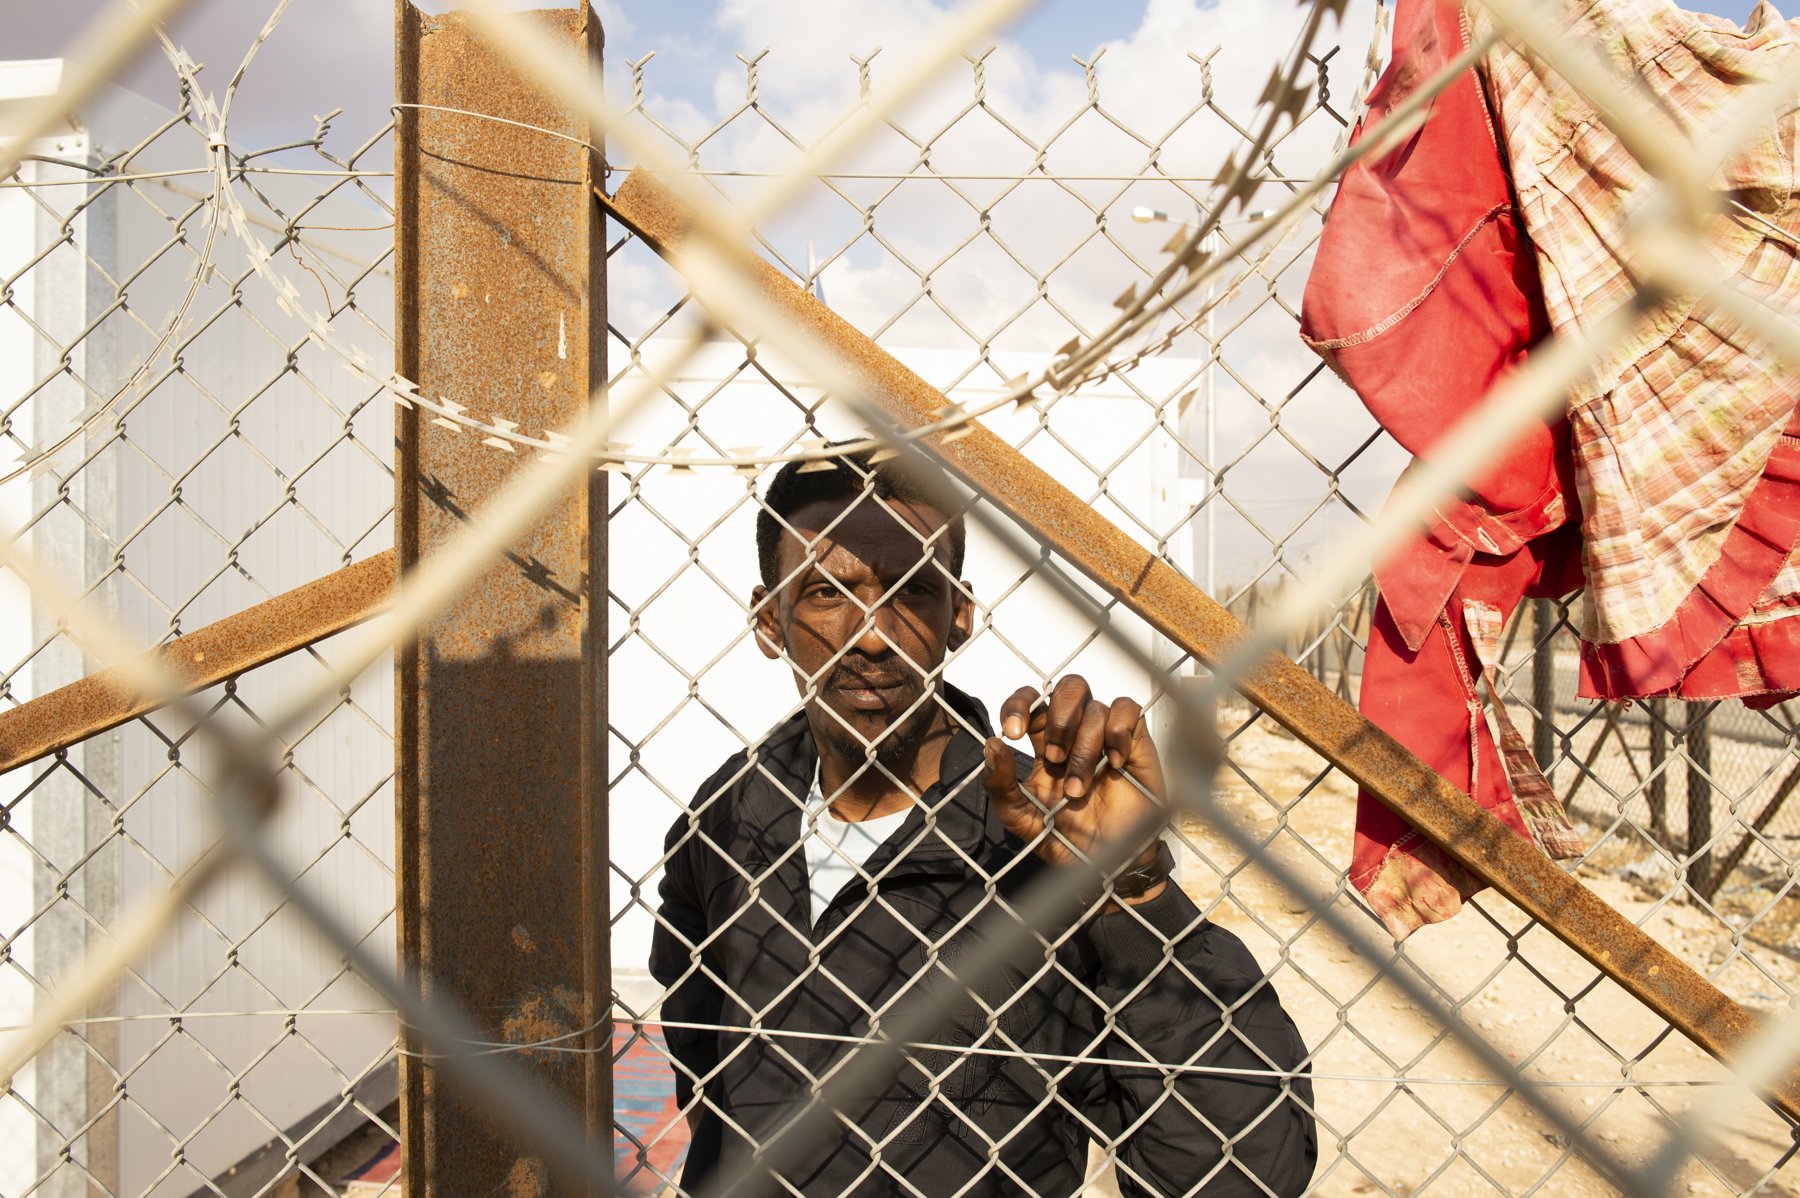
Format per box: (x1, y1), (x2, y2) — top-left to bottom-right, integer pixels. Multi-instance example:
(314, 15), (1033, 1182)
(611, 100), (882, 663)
(752, 492), (970, 766)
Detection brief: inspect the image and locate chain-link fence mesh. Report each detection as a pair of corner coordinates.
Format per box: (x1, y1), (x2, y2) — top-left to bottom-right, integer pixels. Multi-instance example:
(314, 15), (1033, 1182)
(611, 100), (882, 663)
(3, 1), (1800, 1196)
(1, 54), (401, 1198)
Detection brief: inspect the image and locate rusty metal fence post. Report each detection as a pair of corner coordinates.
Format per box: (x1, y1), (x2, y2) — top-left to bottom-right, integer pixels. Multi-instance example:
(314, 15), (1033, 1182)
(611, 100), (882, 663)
(394, 5), (609, 1194)
(1532, 597), (1556, 771)
(1649, 697), (1669, 843)
(1688, 708), (1714, 898)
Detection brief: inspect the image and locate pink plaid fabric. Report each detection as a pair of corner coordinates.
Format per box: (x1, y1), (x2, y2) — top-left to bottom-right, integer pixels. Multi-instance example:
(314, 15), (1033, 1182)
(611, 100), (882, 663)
(1478, 0), (1800, 649)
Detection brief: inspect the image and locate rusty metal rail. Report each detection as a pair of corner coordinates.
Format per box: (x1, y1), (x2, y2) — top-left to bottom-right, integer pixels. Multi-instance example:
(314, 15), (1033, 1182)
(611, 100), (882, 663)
(604, 164), (1800, 1125)
(394, 6), (610, 1196)
(0, 550), (394, 775)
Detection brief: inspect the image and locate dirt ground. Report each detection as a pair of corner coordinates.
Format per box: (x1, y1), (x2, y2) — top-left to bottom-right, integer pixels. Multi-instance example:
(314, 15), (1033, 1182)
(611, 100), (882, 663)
(1124, 704), (1800, 1197)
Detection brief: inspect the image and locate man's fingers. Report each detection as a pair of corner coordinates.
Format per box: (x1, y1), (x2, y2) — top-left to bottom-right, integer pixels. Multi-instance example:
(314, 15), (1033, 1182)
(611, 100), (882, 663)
(1103, 697), (1143, 770)
(999, 686), (1039, 741)
(1063, 700), (1109, 798)
(1041, 676), (1092, 764)
(981, 736), (1018, 797)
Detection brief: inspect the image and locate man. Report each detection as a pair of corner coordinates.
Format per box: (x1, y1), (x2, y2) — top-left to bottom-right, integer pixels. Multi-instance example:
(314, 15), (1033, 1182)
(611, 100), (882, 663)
(650, 450), (1317, 1197)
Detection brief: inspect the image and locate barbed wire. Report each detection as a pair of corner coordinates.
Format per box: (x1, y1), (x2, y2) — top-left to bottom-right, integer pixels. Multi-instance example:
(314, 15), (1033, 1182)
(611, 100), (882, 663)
(0, 1005), (1764, 1092)
(4, 14), (1360, 481)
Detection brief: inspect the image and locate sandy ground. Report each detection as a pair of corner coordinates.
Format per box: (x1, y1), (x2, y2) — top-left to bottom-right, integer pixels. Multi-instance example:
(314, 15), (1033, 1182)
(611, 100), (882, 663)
(1129, 704), (1800, 1197)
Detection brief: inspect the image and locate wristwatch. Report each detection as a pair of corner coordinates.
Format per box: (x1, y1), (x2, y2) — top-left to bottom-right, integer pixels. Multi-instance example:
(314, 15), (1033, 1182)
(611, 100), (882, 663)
(1108, 840), (1174, 902)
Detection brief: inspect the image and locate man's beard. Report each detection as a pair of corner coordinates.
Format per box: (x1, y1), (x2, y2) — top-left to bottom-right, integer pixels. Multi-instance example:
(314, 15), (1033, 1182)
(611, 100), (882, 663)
(816, 652), (940, 770)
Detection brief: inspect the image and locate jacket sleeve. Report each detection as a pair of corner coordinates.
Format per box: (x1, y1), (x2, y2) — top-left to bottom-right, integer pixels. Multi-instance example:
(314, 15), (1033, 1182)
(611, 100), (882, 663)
(649, 806), (724, 1115)
(1077, 883), (1318, 1198)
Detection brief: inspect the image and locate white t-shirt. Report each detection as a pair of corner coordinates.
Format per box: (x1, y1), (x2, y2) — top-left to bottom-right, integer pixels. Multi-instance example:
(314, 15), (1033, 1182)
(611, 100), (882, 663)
(802, 769), (911, 927)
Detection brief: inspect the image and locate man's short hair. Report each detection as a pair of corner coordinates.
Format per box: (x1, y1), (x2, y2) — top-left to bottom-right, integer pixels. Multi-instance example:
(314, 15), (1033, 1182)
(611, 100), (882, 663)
(756, 446), (967, 589)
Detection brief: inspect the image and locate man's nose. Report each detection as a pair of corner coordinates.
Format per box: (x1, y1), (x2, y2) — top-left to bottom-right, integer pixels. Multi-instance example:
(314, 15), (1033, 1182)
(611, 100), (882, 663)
(850, 601), (900, 657)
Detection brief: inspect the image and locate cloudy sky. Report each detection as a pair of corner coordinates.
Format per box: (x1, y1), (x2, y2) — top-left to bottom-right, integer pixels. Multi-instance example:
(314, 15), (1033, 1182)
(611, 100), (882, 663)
(6, 0), (1780, 589)
(12, 0), (1769, 159)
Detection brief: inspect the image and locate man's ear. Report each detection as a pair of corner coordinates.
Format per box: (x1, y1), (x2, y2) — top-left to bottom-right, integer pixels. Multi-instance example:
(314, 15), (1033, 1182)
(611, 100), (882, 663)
(751, 584), (785, 660)
(947, 579), (974, 650)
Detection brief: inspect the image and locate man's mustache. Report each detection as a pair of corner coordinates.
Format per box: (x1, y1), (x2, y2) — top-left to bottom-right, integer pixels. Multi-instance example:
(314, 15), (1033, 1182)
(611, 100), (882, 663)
(826, 654), (922, 691)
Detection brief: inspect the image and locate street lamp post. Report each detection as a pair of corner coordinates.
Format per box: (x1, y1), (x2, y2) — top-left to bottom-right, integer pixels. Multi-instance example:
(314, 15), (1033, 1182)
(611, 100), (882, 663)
(1125, 205), (1272, 879)
(1131, 206), (1272, 600)
(1202, 224), (1219, 599)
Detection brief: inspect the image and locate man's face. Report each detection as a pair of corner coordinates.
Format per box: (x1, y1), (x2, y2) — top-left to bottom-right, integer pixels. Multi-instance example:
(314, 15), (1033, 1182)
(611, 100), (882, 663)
(753, 490), (972, 765)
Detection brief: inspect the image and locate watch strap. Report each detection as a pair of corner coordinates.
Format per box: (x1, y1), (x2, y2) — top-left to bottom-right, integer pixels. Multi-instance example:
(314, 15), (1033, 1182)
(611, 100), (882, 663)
(1108, 839), (1175, 901)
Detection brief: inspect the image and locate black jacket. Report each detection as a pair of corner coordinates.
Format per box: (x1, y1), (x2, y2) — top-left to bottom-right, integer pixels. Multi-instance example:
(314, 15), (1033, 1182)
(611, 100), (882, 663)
(650, 686), (1317, 1197)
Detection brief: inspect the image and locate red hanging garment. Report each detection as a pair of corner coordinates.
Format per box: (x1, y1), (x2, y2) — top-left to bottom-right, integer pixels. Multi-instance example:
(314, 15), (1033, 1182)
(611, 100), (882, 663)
(1302, 0), (1800, 939)
(1299, 0), (1582, 938)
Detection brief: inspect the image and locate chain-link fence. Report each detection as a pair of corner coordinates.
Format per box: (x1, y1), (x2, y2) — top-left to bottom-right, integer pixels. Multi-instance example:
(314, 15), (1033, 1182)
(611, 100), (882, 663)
(0, 47), (400, 1198)
(4, 2), (1800, 1197)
